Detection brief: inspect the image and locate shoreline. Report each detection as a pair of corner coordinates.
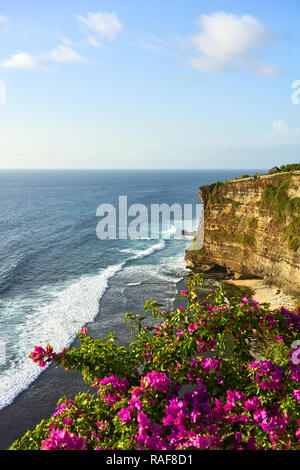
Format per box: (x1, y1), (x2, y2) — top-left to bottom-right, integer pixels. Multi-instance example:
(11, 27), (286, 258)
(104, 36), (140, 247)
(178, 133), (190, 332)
(1, 272), (297, 449)
(222, 278), (298, 311)
(0, 337), (92, 450)
(0, 276), (187, 450)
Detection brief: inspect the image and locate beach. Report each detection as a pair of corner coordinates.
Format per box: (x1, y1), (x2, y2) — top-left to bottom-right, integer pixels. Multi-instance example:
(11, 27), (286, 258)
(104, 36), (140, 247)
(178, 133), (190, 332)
(223, 279), (298, 311)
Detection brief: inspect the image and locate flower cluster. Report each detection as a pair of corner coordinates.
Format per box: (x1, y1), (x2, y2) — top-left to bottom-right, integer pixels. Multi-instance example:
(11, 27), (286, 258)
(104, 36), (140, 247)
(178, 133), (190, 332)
(17, 274), (300, 451)
(94, 375), (129, 406)
(41, 428), (86, 450)
(280, 307), (300, 331)
(144, 371), (170, 393)
(248, 360), (285, 390)
(29, 344), (57, 368)
(288, 345), (300, 389)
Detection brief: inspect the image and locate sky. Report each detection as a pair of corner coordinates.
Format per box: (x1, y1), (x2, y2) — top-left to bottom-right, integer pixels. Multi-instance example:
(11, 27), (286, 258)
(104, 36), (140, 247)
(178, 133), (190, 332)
(0, 0), (300, 169)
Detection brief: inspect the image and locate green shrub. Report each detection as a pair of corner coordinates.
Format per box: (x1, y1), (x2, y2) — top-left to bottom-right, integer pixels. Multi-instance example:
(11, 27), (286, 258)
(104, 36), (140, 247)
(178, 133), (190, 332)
(280, 163), (300, 173)
(261, 178), (300, 252)
(10, 274), (300, 451)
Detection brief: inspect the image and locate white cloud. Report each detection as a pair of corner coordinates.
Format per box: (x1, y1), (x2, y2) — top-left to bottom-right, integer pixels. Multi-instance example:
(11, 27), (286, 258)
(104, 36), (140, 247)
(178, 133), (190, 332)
(49, 44), (84, 62)
(1, 51), (39, 69)
(87, 36), (105, 49)
(61, 38), (73, 46)
(249, 63), (287, 77)
(190, 56), (232, 73)
(77, 12), (122, 40)
(269, 119), (299, 134)
(2, 43), (84, 72)
(0, 14), (9, 23)
(190, 12), (281, 75)
(191, 12), (271, 61)
(137, 35), (166, 53)
(265, 120), (300, 144)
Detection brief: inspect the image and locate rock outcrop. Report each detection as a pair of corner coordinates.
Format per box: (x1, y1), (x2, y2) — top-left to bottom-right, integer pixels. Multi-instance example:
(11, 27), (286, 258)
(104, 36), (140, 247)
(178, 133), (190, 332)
(185, 172), (300, 297)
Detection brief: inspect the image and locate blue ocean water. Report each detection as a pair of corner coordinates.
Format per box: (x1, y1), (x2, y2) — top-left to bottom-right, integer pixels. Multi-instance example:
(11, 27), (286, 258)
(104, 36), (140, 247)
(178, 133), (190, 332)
(0, 169), (255, 409)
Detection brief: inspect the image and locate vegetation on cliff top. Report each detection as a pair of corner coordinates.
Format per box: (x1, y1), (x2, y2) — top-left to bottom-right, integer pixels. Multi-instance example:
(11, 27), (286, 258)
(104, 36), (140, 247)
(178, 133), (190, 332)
(202, 172), (299, 252)
(10, 274), (300, 450)
(261, 176), (300, 252)
(279, 163), (300, 173)
(225, 163), (300, 181)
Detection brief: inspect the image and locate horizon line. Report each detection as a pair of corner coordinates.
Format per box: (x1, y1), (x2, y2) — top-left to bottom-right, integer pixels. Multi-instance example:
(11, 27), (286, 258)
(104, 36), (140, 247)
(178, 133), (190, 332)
(0, 168), (267, 171)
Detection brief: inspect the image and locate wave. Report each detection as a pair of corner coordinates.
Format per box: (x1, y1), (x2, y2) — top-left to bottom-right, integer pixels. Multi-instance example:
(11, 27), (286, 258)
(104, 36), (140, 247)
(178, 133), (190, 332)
(119, 240), (166, 260)
(0, 240), (167, 410)
(161, 225), (177, 237)
(0, 252), (30, 293)
(128, 241), (166, 260)
(0, 262), (124, 410)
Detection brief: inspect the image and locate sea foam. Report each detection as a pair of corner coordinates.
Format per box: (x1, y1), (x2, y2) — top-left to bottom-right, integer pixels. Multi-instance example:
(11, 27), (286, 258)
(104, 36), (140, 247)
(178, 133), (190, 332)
(0, 240), (167, 409)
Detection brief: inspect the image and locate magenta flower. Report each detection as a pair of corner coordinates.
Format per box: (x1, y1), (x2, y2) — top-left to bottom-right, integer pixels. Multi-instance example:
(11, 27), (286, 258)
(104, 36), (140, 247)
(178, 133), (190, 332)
(275, 336), (284, 342)
(53, 402), (68, 417)
(118, 407), (132, 423)
(98, 375), (129, 393)
(29, 344), (56, 368)
(96, 421), (107, 431)
(188, 323), (197, 333)
(137, 411), (150, 427)
(248, 360), (285, 390)
(292, 389), (300, 403)
(244, 396), (261, 412)
(63, 417), (74, 426)
(144, 371), (170, 393)
(41, 428), (86, 450)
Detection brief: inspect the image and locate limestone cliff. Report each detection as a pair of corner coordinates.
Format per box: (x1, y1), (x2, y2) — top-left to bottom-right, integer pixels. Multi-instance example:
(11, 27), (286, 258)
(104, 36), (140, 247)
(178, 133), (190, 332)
(185, 172), (300, 297)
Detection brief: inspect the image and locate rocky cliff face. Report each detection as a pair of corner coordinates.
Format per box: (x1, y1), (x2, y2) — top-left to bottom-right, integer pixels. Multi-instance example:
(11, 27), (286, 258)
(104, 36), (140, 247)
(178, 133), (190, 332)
(185, 172), (300, 297)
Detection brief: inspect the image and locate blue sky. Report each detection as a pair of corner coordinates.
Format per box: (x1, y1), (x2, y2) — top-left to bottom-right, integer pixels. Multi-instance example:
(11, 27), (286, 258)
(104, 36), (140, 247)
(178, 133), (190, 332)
(0, 0), (300, 169)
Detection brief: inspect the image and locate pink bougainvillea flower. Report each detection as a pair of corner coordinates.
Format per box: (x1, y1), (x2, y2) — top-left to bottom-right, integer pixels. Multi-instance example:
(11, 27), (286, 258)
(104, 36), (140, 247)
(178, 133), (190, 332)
(41, 428), (86, 450)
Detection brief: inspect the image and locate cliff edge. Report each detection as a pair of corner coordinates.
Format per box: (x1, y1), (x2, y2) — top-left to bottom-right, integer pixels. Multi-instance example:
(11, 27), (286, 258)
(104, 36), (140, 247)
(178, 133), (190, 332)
(185, 172), (300, 297)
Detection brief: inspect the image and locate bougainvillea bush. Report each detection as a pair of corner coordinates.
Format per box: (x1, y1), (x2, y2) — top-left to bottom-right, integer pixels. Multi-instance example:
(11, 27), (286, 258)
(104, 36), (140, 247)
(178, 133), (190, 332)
(10, 274), (300, 450)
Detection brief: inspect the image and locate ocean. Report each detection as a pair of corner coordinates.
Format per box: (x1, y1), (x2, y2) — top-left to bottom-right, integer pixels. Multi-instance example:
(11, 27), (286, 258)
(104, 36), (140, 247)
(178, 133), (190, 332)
(0, 169), (254, 413)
